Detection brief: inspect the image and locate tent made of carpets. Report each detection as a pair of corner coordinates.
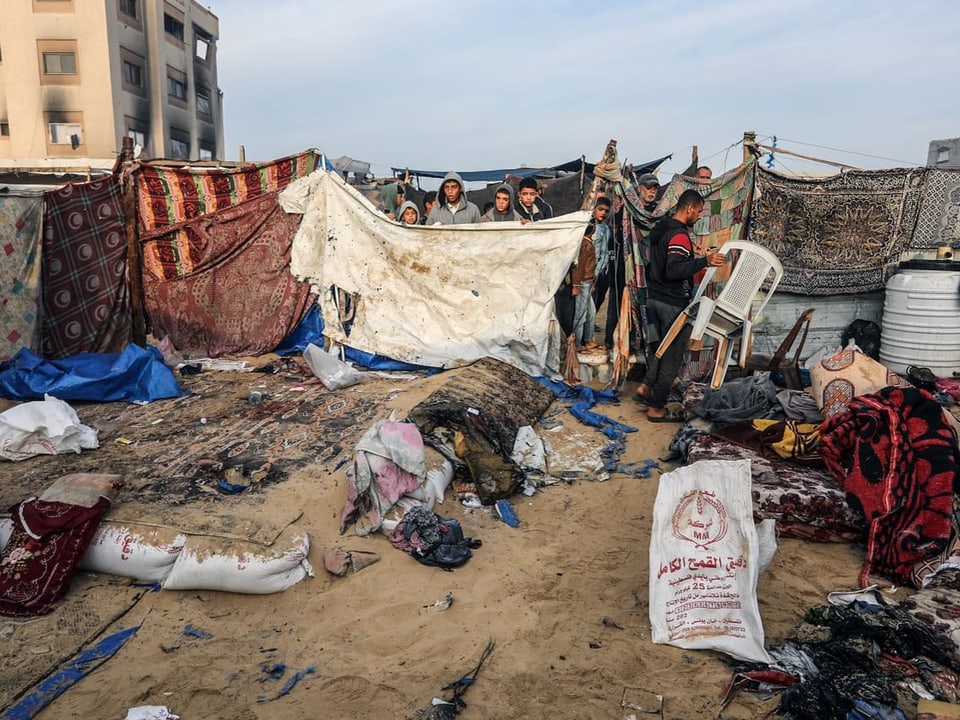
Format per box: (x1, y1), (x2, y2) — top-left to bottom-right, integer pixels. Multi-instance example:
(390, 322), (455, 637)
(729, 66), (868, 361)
(132, 151), (321, 356)
(280, 169), (589, 376)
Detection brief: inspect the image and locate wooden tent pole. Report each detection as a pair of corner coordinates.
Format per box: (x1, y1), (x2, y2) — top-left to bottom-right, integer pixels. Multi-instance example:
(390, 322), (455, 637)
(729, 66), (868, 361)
(753, 142), (860, 170)
(743, 130), (757, 162)
(120, 136), (147, 347)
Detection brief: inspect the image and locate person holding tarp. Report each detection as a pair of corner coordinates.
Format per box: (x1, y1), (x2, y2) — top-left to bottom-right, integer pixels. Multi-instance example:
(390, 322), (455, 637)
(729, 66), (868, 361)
(426, 172), (482, 225)
(637, 189), (725, 422)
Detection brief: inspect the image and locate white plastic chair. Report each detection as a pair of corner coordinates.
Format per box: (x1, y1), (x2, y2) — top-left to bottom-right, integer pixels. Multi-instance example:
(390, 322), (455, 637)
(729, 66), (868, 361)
(654, 240), (784, 390)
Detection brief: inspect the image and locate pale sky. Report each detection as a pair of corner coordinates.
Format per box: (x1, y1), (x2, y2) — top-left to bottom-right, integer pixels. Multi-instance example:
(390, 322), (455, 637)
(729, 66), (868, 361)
(210, 0), (960, 179)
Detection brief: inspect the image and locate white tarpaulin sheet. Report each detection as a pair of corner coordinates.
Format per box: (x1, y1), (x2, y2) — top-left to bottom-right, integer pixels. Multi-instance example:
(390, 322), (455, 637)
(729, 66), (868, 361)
(280, 170), (589, 375)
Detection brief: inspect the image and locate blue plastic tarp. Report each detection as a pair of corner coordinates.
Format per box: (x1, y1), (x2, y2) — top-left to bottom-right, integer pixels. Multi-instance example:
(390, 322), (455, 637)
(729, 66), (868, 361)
(1, 625), (139, 720)
(0, 345), (184, 403)
(274, 303), (435, 372)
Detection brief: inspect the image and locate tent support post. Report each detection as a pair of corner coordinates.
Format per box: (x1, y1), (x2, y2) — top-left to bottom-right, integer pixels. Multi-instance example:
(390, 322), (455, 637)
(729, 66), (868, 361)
(120, 136), (147, 347)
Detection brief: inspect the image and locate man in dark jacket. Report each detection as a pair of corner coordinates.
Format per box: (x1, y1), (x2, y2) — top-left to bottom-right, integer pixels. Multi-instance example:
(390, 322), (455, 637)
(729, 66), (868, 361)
(638, 189), (725, 421)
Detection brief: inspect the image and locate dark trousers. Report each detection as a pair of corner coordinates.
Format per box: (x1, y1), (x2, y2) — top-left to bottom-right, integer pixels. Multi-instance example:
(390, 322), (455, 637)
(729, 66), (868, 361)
(642, 298), (690, 409)
(555, 285), (576, 338)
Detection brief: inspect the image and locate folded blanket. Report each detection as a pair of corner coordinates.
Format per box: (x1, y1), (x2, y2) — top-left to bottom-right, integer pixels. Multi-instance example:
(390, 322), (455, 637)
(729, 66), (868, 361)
(820, 386), (959, 587)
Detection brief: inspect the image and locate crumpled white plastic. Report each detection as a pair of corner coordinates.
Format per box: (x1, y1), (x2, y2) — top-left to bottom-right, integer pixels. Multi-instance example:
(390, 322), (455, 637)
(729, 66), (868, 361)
(0, 394), (98, 462)
(125, 706), (180, 720)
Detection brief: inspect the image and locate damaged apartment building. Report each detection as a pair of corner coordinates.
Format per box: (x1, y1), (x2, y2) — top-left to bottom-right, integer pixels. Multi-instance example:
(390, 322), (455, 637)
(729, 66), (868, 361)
(0, 0), (224, 173)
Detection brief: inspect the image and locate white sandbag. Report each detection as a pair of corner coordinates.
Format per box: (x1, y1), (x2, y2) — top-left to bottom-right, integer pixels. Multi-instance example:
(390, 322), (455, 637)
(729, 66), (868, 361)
(161, 524), (313, 594)
(0, 394), (98, 461)
(303, 343), (364, 390)
(79, 522), (187, 582)
(649, 459), (772, 663)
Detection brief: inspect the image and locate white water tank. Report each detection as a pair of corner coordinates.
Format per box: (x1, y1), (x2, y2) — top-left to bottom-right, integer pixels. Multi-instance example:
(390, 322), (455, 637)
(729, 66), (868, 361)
(879, 259), (960, 376)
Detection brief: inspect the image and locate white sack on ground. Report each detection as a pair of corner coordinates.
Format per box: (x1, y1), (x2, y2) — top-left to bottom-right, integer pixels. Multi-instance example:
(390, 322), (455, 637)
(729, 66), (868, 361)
(281, 170), (589, 376)
(649, 459), (772, 663)
(160, 524), (313, 594)
(79, 522), (187, 582)
(0, 394), (98, 461)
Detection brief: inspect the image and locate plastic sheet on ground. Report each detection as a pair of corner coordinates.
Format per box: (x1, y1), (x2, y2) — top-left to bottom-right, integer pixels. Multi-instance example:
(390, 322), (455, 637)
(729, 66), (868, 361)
(0, 344), (184, 403)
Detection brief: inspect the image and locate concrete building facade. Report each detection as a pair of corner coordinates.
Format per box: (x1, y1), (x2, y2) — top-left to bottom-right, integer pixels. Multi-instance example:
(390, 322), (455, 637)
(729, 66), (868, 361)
(927, 137), (960, 170)
(0, 0), (224, 163)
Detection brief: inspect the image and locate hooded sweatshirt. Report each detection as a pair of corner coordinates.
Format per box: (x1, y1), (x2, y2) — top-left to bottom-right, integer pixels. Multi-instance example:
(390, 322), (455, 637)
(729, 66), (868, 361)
(481, 183), (521, 222)
(396, 200), (421, 225)
(426, 172), (482, 225)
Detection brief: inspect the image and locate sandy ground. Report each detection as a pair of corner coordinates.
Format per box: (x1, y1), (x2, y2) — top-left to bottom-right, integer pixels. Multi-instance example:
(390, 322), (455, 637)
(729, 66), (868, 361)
(0, 352), (881, 720)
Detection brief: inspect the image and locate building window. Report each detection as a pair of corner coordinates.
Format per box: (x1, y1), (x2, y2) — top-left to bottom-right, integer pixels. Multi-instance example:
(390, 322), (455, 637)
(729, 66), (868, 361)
(37, 40), (80, 84)
(120, 47), (145, 95)
(125, 115), (148, 156)
(0, 122), (9, 137)
(43, 51), (76, 74)
(196, 90), (210, 117)
(938, 148), (950, 164)
(49, 122), (82, 147)
(167, 68), (187, 102)
(199, 145), (213, 161)
(123, 60), (141, 87)
(170, 137), (189, 159)
(32, 0), (76, 12)
(119, 0), (137, 19)
(164, 13), (184, 42)
(43, 110), (84, 154)
(194, 27), (212, 61)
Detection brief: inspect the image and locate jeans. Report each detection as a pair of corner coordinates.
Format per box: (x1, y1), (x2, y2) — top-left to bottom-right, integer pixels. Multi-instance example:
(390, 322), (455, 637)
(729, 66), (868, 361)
(573, 281), (595, 346)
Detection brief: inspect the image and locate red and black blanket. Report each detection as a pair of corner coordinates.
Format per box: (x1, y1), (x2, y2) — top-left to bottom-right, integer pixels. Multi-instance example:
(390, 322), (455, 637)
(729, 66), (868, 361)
(820, 386), (959, 587)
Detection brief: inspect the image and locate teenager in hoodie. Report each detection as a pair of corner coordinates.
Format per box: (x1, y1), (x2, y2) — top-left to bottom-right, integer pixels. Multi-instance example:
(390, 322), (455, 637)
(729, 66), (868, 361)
(515, 177), (554, 222)
(481, 183), (521, 222)
(396, 200), (421, 225)
(426, 172), (481, 225)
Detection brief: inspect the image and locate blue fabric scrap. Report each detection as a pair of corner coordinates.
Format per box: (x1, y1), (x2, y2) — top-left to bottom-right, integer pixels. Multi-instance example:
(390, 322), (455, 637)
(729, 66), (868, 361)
(0, 625), (139, 720)
(536, 377), (657, 477)
(183, 624), (212, 639)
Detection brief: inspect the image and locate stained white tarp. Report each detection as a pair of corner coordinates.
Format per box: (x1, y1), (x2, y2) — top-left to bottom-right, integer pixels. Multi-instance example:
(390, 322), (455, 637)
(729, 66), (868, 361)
(280, 170), (589, 375)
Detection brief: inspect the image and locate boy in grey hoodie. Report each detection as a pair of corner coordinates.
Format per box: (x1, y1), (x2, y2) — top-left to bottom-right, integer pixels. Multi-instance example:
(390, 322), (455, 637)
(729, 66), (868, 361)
(481, 183), (521, 222)
(426, 172), (482, 225)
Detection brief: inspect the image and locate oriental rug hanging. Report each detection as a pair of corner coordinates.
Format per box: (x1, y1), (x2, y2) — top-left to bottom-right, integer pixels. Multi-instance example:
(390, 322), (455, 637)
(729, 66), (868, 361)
(749, 167), (923, 295)
(911, 168), (960, 249)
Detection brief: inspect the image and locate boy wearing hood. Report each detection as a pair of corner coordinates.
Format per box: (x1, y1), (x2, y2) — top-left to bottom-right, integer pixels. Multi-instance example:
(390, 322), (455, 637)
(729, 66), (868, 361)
(426, 172), (482, 225)
(481, 184), (521, 222)
(396, 200), (421, 225)
(515, 177), (554, 222)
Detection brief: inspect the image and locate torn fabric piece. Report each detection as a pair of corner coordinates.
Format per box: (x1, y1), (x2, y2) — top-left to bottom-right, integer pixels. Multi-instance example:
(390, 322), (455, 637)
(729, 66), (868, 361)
(281, 170), (589, 376)
(0, 195), (43, 362)
(340, 420), (425, 536)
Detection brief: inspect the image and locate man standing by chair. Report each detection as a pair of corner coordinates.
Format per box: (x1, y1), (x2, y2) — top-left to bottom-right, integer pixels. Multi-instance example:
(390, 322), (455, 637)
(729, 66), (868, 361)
(638, 189), (725, 422)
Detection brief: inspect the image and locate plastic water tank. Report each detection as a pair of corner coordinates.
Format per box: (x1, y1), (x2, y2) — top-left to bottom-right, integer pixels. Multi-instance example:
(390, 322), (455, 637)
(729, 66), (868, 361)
(879, 259), (960, 376)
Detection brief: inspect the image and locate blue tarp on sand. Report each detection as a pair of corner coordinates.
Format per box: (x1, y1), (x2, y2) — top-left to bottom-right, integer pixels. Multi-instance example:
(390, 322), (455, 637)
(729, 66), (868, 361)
(0, 344), (184, 403)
